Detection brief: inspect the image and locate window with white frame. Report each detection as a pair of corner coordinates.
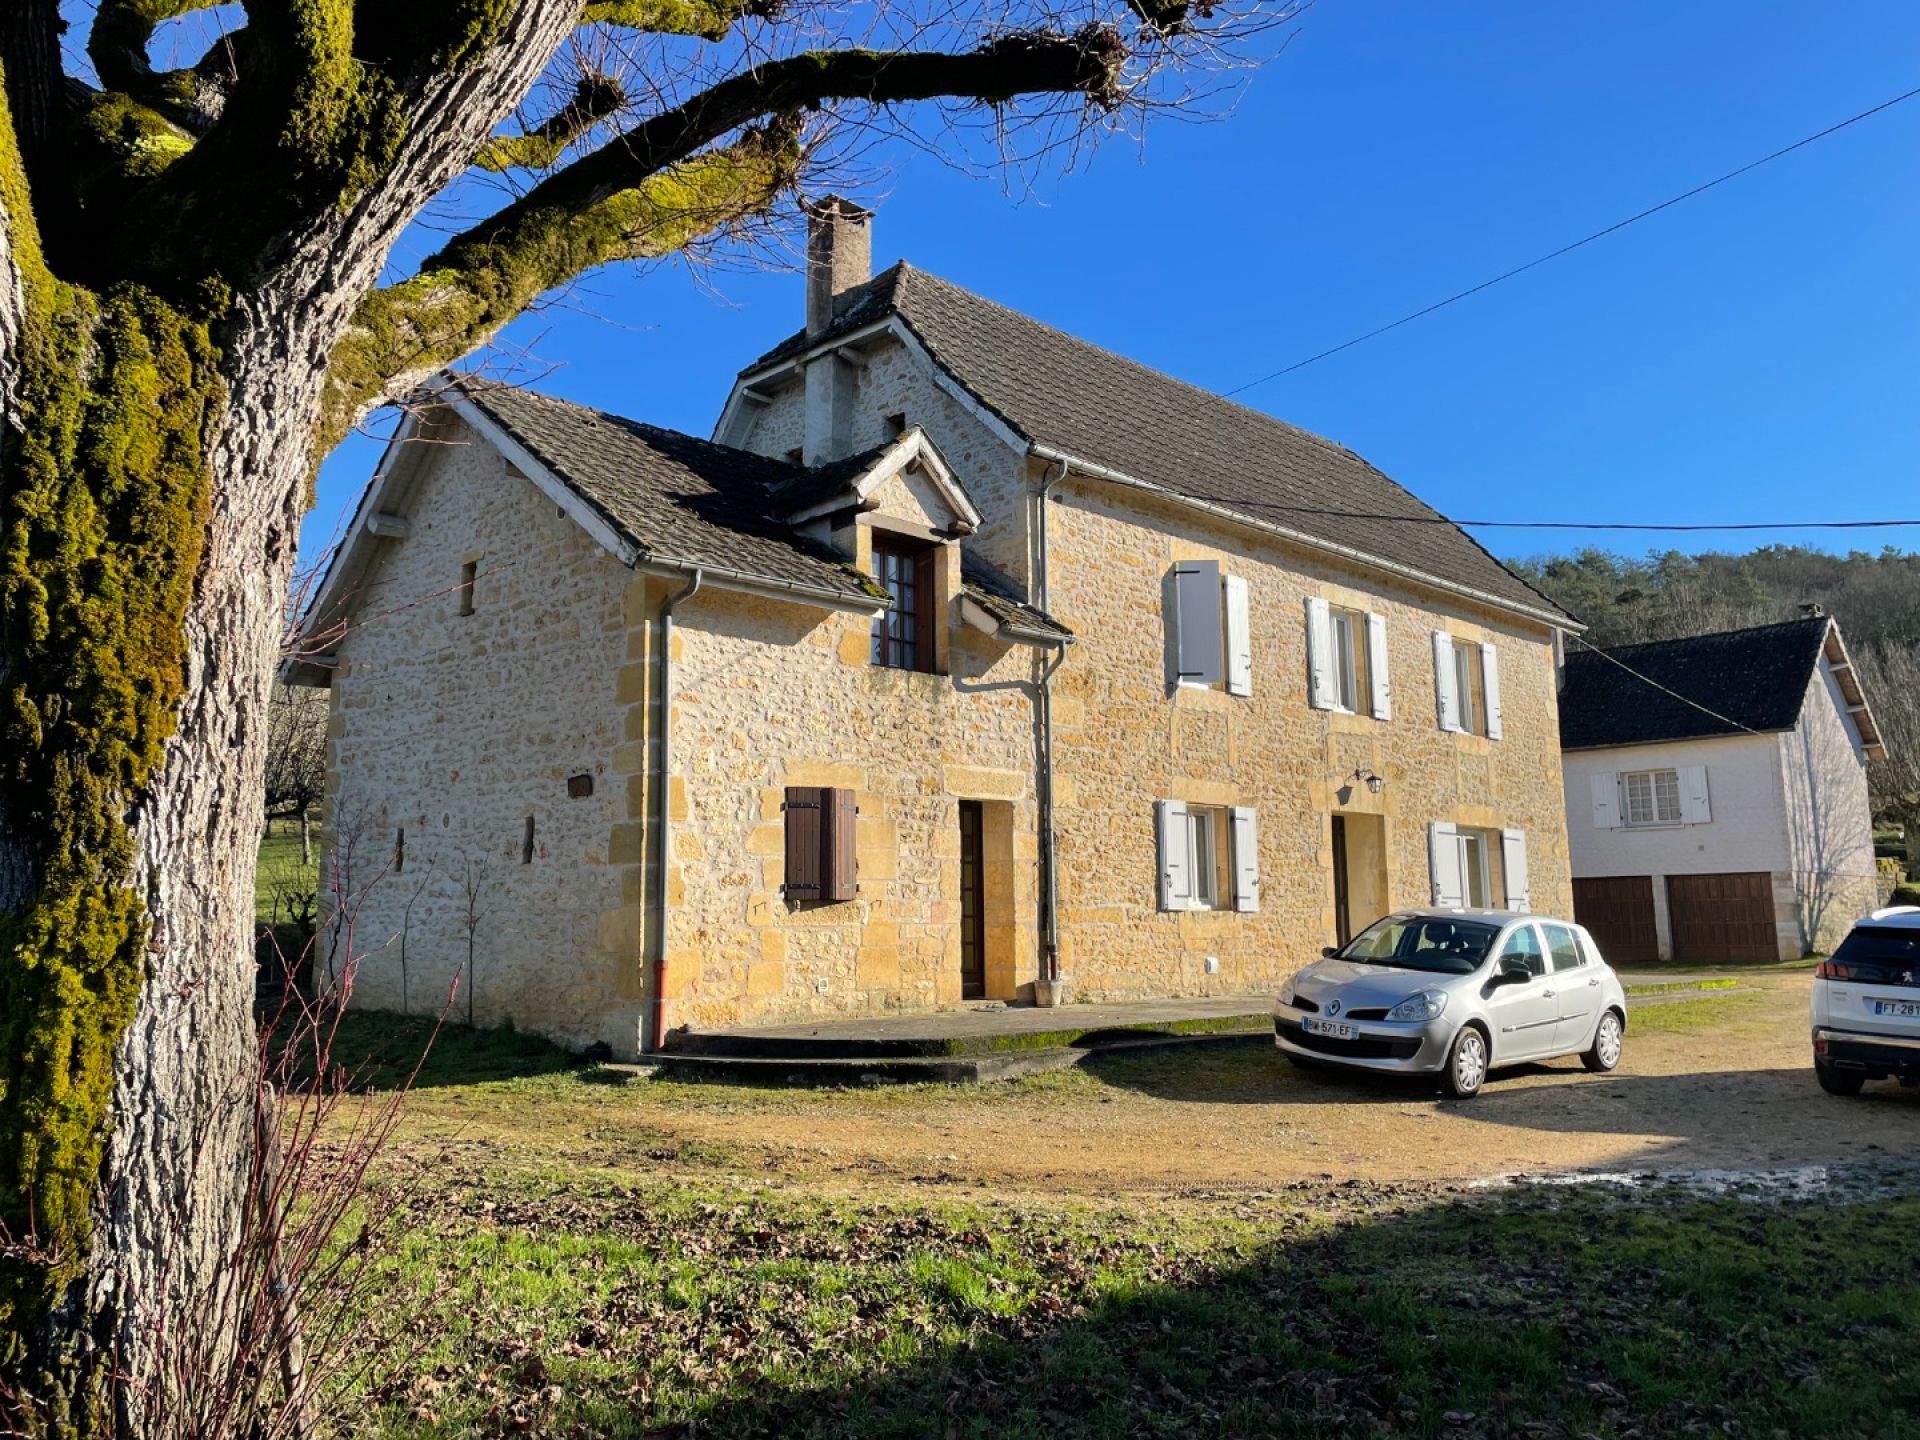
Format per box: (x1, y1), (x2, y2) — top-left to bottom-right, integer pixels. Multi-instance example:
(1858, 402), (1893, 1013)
(1331, 608), (1369, 711)
(1157, 801), (1259, 912)
(1165, 561), (1253, 697)
(1622, 768), (1683, 826)
(1307, 599), (1391, 718)
(1429, 822), (1530, 910)
(1433, 632), (1502, 739)
(1590, 766), (1710, 828)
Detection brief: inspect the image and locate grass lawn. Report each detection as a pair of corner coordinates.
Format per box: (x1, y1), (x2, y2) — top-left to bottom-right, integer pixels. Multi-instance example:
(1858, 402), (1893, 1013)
(346, 1161), (1920, 1438)
(306, 1006), (1920, 1439)
(257, 822), (320, 928)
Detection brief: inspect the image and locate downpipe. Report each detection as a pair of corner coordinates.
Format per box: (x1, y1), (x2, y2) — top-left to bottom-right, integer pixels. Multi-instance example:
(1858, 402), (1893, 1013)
(1036, 457), (1069, 989)
(649, 568), (703, 1052)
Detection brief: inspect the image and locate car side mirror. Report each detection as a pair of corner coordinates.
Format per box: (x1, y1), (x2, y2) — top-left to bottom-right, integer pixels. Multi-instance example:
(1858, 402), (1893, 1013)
(1496, 957), (1532, 984)
(1321, 946), (1341, 960)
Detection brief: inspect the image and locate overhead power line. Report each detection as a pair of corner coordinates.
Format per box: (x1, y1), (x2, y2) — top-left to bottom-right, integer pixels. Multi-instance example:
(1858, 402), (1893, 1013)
(1222, 83), (1920, 397)
(1158, 488), (1920, 533)
(1565, 634), (1761, 736)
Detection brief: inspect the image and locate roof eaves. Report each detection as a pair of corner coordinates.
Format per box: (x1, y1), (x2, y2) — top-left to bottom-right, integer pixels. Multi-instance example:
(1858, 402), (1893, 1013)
(1029, 442), (1579, 631)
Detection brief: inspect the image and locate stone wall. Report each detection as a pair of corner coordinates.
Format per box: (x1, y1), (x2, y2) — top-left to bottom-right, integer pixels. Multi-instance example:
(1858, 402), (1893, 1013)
(321, 420), (638, 1053)
(729, 325), (1577, 1011)
(645, 547), (1044, 1034)
(1041, 476), (1574, 1000)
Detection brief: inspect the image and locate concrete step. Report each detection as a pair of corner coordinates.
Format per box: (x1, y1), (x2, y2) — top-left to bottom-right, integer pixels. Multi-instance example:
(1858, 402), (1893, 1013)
(642, 1028), (1270, 1086)
(666, 1012), (1271, 1061)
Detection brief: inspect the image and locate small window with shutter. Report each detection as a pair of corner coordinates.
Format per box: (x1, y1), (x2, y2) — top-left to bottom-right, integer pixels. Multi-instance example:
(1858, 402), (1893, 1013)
(1156, 800), (1259, 912)
(783, 786), (859, 903)
(1166, 562), (1251, 695)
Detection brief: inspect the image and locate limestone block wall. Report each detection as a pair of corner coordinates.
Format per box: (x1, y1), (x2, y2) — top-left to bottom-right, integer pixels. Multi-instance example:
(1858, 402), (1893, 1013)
(1042, 475), (1574, 1000)
(648, 559), (1043, 1034)
(321, 424), (638, 1054)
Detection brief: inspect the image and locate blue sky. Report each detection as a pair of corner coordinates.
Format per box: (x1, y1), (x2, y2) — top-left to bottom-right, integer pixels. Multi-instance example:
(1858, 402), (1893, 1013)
(307, 0), (1920, 570)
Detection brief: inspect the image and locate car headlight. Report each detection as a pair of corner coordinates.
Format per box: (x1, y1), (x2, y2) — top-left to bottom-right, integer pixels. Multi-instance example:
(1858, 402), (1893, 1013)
(1386, 989), (1448, 1022)
(1277, 972), (1297, 1007)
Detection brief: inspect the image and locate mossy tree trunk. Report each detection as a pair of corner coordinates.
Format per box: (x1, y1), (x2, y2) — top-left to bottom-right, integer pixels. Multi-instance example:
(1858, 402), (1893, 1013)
(0, 0), (1213, 1427)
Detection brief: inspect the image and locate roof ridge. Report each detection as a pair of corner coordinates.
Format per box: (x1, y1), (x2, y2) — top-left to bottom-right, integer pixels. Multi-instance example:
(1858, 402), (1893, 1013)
(895, 265), (1430, 493)
(1579, 614), (1831, 657)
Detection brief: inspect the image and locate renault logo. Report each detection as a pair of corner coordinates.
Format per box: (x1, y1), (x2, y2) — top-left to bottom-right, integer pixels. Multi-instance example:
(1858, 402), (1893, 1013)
(1326, 999), (1342, 1017)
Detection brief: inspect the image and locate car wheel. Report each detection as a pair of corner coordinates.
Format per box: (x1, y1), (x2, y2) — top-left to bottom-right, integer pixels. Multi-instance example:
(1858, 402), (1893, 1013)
(1442, 1026), (1488, 1098)
(1582, 1009), (1624, 1073)
(1815, 1060), (1865, 1097)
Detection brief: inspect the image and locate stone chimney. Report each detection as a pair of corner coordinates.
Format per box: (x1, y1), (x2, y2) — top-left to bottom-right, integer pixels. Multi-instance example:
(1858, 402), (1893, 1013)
(801, 196), (872, 463)
(805, 195), (873, 338)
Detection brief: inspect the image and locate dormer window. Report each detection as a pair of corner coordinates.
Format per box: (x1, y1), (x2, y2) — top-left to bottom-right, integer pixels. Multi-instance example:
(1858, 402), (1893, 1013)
(871, 534), (936, 672)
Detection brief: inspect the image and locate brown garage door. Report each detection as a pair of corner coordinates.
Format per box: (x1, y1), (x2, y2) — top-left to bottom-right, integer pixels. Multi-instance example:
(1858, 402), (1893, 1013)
(1667, 872), (1779, 963)
(1573, 876), (1660, 963)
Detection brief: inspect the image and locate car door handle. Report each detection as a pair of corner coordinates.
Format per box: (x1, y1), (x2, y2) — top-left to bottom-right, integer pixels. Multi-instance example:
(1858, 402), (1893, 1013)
(1588, 978), (1600, 987)
(1541, 988), (1556, 999)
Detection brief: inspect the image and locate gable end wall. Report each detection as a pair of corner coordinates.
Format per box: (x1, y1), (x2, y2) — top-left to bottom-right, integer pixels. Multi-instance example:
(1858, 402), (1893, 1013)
(321, 421), (641, 1054)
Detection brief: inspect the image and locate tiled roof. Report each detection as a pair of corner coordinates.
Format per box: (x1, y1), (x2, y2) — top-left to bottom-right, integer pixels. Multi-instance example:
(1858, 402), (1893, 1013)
(1557, 616), (1833, 749)
(961, 559), (1073, 641)
(767, 440), (892, 515)
(741, 263), (1570, 624)
(456, 382), (1071, 643)
(459, 381), (882, 604)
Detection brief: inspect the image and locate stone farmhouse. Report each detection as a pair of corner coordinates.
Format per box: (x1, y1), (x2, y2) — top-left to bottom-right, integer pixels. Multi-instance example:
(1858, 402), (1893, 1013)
(1559, 614), (1883, 964)
(292, 200), (1580, 1058)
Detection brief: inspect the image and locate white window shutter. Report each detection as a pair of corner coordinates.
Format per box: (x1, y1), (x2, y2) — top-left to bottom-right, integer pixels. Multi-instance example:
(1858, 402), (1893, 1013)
(1305, 597), (1335, 709)
(1168, 562), (1223, 687)
(1231, 807), (1260, 912)
(1679, 764), (1712, 823)
(1429, 821), (1464, 907)
(1589, 773), (1622, 829)
(1157, 800), (1192, 911)
(1500, 828), (1530, 910)
(1482, 643), (1503, 740)
(1367, 611), (1391, 719)
(1223, 574), (1253, 697)
(1432, 632), (1460, 732)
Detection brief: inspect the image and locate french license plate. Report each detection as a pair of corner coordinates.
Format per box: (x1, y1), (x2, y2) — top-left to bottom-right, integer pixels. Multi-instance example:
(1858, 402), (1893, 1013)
(1872, 999), (1920, 1019)
(1304, 1017), (1357, 1041)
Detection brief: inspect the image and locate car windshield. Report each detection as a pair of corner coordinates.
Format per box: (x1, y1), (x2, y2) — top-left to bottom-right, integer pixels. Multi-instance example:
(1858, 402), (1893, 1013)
(1339, 916), (1500, 975)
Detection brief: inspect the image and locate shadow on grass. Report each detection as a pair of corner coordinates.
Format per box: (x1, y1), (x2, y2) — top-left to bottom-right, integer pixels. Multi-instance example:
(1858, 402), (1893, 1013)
(267, 1007), (581, 1091)
(370, 1174), (1920, 1439)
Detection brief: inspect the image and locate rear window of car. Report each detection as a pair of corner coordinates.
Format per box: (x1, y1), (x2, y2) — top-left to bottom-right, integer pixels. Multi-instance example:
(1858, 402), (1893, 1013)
(1829, 927), (1920, 982)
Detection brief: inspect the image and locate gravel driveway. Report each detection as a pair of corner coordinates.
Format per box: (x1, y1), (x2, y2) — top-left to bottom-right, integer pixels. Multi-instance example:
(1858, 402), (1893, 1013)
(520, 971), (1920, 1197)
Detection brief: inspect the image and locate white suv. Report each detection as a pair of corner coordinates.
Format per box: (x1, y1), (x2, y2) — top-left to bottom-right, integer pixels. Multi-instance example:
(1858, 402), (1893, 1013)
(1812, 907), (1920, 1096)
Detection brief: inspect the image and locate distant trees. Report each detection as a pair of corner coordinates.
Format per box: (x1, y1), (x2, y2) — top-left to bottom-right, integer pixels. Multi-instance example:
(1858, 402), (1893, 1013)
(264, 684), (329, 862)
(1514, 545), (1920, 828)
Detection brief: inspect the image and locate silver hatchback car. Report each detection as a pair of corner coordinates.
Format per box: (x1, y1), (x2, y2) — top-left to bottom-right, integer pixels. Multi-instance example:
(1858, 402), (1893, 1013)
(1274, 909), (1629, 1097)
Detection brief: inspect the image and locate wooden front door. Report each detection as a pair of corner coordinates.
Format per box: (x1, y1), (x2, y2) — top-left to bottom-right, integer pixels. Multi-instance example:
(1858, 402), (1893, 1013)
(958, 800), (986, 999)
(1331, 815), (1352, 947)
(1667, 871), (1779, 963)
(1573, 875), (1660, 963)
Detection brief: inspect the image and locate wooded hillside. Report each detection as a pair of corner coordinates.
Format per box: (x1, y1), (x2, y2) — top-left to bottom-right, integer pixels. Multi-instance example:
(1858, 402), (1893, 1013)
(1513, 546), (1920, 828)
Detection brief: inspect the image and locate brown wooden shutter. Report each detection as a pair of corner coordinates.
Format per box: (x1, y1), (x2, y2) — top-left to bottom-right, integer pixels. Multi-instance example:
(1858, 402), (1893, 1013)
(823, 787), (859, 901)
(912, 547), (938, 672)
(782, 786), (824, 899)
